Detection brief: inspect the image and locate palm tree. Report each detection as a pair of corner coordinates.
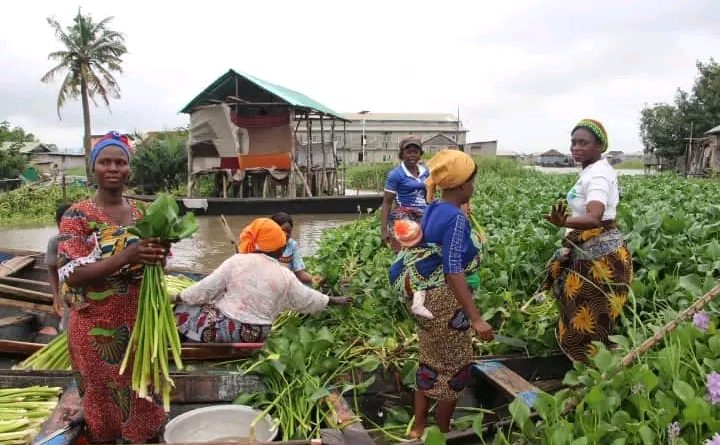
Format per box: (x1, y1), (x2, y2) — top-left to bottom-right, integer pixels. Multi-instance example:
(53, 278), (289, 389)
(41, 9), (127, 178)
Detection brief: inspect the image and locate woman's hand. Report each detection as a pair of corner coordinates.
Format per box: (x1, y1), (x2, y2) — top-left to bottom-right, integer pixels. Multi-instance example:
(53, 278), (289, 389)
(124, 238), (169, 265)
(329, 296), (353, 306)
(544, 201), (568, 227)
(311, 275), (326, 287)
(472, 318), (494, 342)
(381, 230), (392, 245)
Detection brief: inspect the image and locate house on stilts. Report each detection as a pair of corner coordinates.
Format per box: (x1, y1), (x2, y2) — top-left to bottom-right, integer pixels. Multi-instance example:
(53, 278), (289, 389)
(180, 69), (350, 199)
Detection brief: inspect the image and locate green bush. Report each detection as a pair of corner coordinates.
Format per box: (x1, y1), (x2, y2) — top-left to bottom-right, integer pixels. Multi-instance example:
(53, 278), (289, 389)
(130, 133), (188, 194)
(0, 184), (92, 225)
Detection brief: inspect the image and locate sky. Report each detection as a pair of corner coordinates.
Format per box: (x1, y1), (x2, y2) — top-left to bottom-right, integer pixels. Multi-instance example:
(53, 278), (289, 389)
(1, 0), (718, 154)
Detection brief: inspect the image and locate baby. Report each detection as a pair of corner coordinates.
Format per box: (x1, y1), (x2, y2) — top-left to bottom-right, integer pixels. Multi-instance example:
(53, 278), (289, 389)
(393, 219), (434, 319)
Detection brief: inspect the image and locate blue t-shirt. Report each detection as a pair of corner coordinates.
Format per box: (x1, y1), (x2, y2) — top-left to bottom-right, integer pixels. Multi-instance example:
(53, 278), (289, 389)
(278, 239), (305, 272)
(384, 163), (429, 210)
(389, 201), (479, 282)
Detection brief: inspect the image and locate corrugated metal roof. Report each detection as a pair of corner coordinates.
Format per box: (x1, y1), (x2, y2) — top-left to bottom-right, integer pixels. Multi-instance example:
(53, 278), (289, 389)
(180, 69), (344, 119)
(342, 112), (460, 122)
(0, 142), (51, 154)
(705, 124), (720, 135)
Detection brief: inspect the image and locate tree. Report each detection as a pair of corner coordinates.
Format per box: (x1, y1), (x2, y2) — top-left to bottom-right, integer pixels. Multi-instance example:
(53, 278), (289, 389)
(130, 132), (188, 194)
(639, 59), (720, 161)
(0, 121), (36, 145)
(41, 9), (127, 179)
(639, 104), (684, 160)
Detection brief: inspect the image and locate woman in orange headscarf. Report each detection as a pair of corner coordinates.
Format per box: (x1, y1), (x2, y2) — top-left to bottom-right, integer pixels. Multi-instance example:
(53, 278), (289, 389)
(172, 218), (350, 343)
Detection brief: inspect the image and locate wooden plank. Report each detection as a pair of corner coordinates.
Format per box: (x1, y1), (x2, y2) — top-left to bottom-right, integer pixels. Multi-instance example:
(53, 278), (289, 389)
(0, 283), (53, 303)
(0, 296), (54, 314)
(0, 339), (44, 355)
(0, 313), (36, 328)
(0, 370), (264, 404)
(32, 380), (83, 445)
(0, 275), (52, 288)
(0, 255), (36, 277)
(472, 360), (539, 407)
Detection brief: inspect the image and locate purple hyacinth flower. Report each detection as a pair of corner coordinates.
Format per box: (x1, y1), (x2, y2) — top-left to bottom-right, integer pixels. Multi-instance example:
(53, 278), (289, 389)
(707, 372), (720, 405)
(706, 432), (720, 445)
(667, 421), (680, 441)
(693, 312), (710, 332)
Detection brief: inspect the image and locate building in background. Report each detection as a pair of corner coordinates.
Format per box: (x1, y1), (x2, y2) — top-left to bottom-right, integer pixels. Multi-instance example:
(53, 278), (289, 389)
(297, 112), (469, 164)
(465, 140), (498, 157)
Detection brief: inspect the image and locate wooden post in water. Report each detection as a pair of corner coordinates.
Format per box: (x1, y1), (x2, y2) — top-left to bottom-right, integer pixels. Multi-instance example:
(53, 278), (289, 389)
(320, 114), (327, 195)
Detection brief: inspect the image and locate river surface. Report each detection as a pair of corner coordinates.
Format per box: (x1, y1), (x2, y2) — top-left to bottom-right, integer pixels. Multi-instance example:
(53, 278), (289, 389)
(0, 214), (360, 273)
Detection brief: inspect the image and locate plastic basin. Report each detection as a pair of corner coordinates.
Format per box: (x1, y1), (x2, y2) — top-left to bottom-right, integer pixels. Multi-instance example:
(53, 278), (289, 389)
(163, 405), (278, 443)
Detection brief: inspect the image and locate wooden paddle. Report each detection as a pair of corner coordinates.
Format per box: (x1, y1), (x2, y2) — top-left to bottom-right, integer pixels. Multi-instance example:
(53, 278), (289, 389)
(219, 214), (239, 253)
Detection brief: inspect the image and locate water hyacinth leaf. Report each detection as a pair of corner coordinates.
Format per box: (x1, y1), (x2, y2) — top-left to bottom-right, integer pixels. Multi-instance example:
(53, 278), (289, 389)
(508, 398), (530, 427)
(672, 380), (695, 404)
(678, 274), (703, 296)
(638, 425), (655, 445)
(610, 438), (627, 445)
(308, 386), (331, 402)
(608, 335), (630, 350)
(682, 397), (710, 423)
(354, 355), (381, 373)
(592, 346), (615, 374)
(570, 438), (588, 445)
(423, 426), (446, 445)
(472, 412), (484, 437)
(709, 335), (720, 354)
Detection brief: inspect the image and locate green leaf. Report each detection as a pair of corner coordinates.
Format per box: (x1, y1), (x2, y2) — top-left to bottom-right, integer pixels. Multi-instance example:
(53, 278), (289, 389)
(682, 397), (709, 423)
(608, 335), (630, 350)
(584, 386), (605, 409)
(709, 334), (720, 354)
(508, 398), (530, 427)
(472, 413), (484, 437)
(638, 425), (655, 445)
(423, 426), (446, 445)
(592, 346), (614, 373)
(570, 438), (588, 445)
(672, 380), (695, 404)
(308, 386), (331, 401)
(353, 356), (381, 373)
(610, 438), (627, 445)
(678, 274), (703, 296)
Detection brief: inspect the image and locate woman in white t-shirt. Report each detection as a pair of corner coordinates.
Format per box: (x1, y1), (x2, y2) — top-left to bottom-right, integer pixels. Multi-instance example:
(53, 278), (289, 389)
(540, 119), (634, 362)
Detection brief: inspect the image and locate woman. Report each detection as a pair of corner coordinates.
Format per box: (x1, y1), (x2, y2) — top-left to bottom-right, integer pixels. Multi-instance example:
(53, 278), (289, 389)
(173, 218), (349, 343)
(389, 149), (494, 437)
(542, 119), (633, 362)
(270, 212), (325, 286)
(58, 132), (169, 443)
(380, 136), (429, 249)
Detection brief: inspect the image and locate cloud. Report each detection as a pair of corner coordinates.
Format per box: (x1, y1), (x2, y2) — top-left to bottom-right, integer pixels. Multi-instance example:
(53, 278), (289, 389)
(1, 0), (719, 152)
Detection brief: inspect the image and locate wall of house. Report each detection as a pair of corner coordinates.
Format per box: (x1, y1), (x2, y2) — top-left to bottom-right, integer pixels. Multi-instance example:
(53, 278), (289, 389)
(466, 141), (498, 157)
(31, 153), (86, 173)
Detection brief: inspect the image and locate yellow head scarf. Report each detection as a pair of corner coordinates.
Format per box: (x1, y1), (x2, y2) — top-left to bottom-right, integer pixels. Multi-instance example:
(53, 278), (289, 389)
(425, 149), (476, 202)
(237, 218), (287, 254)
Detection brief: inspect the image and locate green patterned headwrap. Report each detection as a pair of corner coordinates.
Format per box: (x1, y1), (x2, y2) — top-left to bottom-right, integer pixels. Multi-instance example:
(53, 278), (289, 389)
(572, 118), (608, 152)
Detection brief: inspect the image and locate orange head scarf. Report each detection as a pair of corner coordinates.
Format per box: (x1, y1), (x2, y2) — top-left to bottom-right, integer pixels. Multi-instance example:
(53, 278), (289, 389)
(237, 218), (287, 254)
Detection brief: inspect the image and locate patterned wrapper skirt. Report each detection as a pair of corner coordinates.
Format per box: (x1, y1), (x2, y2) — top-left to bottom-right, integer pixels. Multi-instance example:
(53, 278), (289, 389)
(174, 303), (271, 343)
(415, 286), (473, 401)
(541, 221), (634, 362)
(388, 206), (424, 237)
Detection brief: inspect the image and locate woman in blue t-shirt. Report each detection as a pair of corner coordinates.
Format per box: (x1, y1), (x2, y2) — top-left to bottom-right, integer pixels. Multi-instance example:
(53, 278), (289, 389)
(380, 136), (430, 250)
(389, 149), (494, 438)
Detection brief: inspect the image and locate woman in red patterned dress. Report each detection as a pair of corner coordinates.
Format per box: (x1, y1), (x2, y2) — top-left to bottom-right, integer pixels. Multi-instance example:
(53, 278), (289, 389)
(57, 132), (169, 443)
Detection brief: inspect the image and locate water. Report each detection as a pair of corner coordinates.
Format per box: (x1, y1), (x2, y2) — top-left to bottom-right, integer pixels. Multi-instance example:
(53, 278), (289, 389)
(0, 214), (359, 272)
(529, 166), (648, 176)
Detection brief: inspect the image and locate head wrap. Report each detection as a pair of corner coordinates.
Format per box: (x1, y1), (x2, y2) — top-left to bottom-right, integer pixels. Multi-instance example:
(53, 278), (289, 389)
(424, 149), (476, 202)
(572, 119), (608, 152)
(237, 218), (287, 254)
(91, 131), (131, 170)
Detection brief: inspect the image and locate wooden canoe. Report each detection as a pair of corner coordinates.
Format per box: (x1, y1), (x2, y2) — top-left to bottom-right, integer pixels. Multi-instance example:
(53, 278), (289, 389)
(18, 352), (571, 445)
(0, 248), (263, 362)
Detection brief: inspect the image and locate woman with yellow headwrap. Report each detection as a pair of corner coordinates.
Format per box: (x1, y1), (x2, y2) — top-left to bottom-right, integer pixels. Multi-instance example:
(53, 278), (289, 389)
(173, 218), (350, 343)
(541, 119), (633, 362)
(389, 149), (494, 437)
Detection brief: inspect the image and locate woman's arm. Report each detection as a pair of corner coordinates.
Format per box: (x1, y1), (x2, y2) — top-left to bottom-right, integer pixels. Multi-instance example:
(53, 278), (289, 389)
(380, 192), (396, 244)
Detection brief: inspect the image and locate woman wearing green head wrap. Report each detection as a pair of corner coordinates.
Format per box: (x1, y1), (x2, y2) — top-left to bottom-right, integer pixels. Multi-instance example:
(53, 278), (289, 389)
(541, 119), (633, 362)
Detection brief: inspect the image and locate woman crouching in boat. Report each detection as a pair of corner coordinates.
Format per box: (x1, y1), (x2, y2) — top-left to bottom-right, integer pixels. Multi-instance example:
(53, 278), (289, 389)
(58, 132), (170, 443)
(172, 218), (351, 343)
(389, 149), (494, 437)
(541, 119), (633, 362)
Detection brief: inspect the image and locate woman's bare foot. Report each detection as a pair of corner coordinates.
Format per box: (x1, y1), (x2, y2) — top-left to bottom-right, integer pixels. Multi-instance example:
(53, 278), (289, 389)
(409, 427), (423, 439)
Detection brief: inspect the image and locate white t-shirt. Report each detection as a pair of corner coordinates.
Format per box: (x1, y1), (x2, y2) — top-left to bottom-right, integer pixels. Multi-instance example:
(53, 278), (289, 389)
(567, 159), (618, 220)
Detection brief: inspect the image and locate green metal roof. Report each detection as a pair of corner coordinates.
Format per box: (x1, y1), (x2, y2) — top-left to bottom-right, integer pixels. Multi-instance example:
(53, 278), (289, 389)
(180, 69), (346, 120)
